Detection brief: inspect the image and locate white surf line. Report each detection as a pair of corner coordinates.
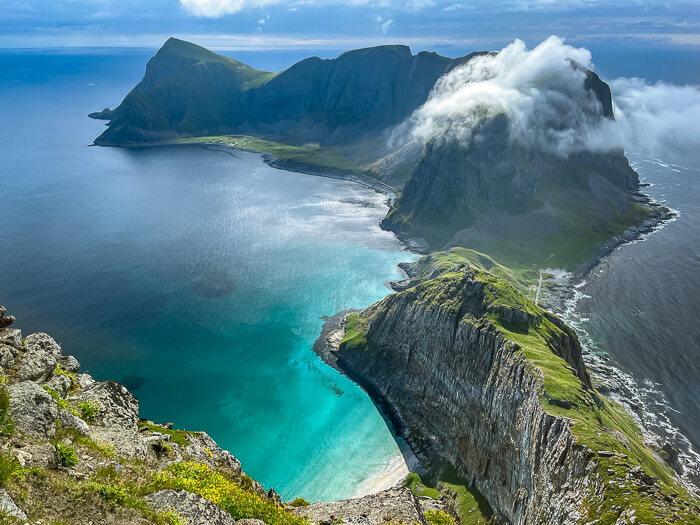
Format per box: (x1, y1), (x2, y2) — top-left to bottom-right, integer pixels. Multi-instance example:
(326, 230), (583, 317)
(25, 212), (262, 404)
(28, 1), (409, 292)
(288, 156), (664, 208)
(535, 270), (544, 305)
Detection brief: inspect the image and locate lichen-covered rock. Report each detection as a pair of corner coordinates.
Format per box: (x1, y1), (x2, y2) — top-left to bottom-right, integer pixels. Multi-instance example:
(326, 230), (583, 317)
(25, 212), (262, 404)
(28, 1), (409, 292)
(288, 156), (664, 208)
(0, 328), (22, 349)
(57, 408), (90, 436)
(0, 344), (15, 370)
(8, 380), (58, 439)
(0, 306), (16, 329)
(59, 354), (81, 374)
(72, 380), (147, 459)
(145, 489), (236, 525)
(0, 488), (26, 520)
(292, 487), (426, 525)
(15, 332), (62, 382)
(184, 431), (243, 476)
(44, 373), (72, 398)
(75, 372), (95, 389)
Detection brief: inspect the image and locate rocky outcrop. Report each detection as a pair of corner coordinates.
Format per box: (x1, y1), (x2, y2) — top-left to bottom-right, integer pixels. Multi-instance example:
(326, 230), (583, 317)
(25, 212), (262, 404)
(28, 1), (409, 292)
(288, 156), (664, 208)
(327, 263), (699, 524)
(292, 487), (426, 525)
(0, 306), (467, 525)
(146, 489), (237, 525)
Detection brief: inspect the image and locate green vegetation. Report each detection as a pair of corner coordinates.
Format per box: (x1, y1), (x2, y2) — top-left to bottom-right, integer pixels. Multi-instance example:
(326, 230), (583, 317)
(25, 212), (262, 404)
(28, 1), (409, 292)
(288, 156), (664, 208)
(150, 462), (308, 525)
(338, 313), (369, 352)
(55, 428), (116, 459)
(290, 497), (311, 507)
(425, 509), (456, 525)
(42, 386), (77, 415)
(404, 471), (493, 525)
(403, 472), (440, 499)
(0, 383), (14, 435)
(55, 443), (78, 467)
(79, 400), (104, 423)
(0, 451), (22, 487)
(138, 422), (200, 447)
(174, 135), (368, 173)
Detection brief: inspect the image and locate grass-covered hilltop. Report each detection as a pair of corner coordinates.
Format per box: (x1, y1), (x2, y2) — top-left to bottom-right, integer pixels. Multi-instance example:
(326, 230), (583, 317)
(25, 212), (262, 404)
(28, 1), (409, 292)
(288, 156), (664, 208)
(82, 37), (699, 524)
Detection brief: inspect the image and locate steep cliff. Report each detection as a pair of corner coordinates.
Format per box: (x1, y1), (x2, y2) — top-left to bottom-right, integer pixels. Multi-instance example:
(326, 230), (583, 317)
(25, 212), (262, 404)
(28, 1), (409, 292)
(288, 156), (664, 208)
(381, 114), (654, 266)
(328, 253), (699, 524)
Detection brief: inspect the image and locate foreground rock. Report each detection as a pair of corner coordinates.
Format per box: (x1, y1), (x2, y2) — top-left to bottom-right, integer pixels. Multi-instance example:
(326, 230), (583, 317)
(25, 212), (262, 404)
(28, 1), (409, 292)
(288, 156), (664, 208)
(0, 307), (447, 525)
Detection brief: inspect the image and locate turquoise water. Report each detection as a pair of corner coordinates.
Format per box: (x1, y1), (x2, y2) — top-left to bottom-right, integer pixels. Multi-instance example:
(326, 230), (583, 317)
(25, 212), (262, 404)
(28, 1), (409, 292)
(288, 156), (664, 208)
(0, 50), (416, 501)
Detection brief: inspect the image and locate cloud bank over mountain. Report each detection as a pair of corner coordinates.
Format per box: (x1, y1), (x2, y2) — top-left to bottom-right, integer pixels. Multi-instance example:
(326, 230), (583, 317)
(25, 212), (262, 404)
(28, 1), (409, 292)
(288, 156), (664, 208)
(401, 35), (700, 159)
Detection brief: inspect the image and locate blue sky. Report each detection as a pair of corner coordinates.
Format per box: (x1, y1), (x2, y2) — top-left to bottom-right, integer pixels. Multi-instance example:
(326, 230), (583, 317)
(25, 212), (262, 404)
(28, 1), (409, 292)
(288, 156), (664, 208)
(2, 0), (698, 54)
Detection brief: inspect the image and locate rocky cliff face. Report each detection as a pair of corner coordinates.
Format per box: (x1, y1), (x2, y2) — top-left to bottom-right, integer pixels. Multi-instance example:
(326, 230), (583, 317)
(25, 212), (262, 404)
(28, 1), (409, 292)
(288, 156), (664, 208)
(328, 259), (699, 524)
(381, 113), (645, 255)
(0, 307), (459, 525)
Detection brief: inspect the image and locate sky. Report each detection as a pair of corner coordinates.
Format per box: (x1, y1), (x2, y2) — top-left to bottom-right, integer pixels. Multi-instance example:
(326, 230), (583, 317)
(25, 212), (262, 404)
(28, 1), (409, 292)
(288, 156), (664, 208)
(1, 0), (699, 54)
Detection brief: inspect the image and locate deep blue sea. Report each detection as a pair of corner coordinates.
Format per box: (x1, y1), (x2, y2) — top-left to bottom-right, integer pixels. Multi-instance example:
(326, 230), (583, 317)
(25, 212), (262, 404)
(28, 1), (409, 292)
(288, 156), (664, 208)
(0, 49), (417, 501)
(1, 45), (698, 497)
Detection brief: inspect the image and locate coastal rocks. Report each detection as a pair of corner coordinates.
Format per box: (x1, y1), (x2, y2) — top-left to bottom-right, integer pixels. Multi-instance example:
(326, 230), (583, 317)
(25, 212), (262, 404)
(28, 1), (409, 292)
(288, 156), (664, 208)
(0, 306), (15, 329)
(0, 488), (27, 520)
(0, 327), (21, 348)
(8, 380), (58, 439)
(292, 487), (426, 525)
(71, 380), (147, 459)
(59, 354), (81, 374)
(15, 332), (62, 382)
(146, 489), (237, 525)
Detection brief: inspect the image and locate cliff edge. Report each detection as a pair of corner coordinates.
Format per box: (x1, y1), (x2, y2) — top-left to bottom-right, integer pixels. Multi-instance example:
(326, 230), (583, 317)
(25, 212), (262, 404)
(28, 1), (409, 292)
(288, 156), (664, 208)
(326, 252), (700, 524)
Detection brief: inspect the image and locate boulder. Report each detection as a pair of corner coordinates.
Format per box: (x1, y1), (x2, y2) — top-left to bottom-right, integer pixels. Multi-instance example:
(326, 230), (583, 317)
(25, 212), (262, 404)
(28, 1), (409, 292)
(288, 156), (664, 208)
(12, 443), (56, 469)
(0, 328), (22, 349)
(44, 373), (72, 398)
(0, 344), (15, 370)
(8, 381), (58, 439)
(0, 488), (27, 520)
(57, 408), (90, 436)
(0, 307), (15, 329)
(75, 373), (95, 389)
(72, 380), (146, 459)
(145, 489), (236, 525)
(15, 332), (62, 382)
(59, 354), (81, 374)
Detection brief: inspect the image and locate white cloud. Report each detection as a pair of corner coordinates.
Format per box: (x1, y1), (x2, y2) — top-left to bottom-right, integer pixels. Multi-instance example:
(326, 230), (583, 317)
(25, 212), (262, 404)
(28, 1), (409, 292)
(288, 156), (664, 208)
(181, 0), (280, 18)
(181, 0), (436, 18)
(403, 36), (609, 156)
(443, 3), (466, 11)
(609, 78), (700, 157)
(381, 18), (394, 34)
(400, 35), (700, 159)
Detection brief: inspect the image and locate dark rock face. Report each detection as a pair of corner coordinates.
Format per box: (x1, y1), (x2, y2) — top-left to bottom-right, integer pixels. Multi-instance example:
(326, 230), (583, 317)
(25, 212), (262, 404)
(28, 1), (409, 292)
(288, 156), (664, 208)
(331, 269), (594, 524)
(382, 115), (641, 250)
(94, 38), (478, 146)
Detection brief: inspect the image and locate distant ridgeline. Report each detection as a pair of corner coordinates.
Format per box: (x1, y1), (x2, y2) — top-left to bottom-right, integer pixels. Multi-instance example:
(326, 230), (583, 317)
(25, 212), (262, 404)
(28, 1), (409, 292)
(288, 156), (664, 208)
(92, 38), (663, 270)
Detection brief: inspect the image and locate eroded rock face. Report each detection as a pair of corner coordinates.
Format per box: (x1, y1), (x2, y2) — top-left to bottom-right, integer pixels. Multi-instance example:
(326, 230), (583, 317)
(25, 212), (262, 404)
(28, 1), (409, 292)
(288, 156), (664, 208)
(145, 489), (237, 525)
(0, 306), (15, 329)
(292, 487), (426, 525)
(71, 380), (146, 459)
(8, 380), (58, 439)
(332, 268), (593, 524)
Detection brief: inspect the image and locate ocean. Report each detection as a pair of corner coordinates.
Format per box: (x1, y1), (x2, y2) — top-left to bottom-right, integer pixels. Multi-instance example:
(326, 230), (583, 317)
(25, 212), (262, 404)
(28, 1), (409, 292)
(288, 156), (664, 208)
(1, 45), (698, 498)
(0, 49), (416, 501)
